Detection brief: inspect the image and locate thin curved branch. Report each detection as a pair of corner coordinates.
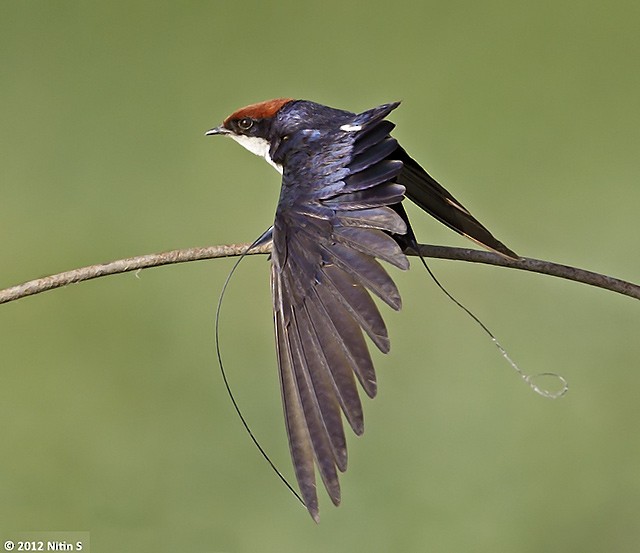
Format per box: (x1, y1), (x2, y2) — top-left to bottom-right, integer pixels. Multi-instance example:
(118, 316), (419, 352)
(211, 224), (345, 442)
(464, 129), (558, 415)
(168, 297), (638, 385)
(413, 244), (640, 300)
(0, 242), (638, 305)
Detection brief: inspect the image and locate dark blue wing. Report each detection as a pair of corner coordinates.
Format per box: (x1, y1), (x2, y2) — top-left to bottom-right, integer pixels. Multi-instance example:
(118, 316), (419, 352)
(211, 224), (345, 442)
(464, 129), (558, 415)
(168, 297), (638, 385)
(270, 103), (408, 520)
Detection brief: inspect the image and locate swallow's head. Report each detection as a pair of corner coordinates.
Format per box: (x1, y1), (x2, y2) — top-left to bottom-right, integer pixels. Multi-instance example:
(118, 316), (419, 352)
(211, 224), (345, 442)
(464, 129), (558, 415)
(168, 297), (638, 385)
(206, 98), (296, 173)
(206, 98), (357, 173)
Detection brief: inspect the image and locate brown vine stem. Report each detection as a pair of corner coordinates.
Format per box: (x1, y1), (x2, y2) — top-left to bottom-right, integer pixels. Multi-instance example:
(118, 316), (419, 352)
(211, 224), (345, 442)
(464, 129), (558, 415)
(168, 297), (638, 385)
(0, 242), (638, 305)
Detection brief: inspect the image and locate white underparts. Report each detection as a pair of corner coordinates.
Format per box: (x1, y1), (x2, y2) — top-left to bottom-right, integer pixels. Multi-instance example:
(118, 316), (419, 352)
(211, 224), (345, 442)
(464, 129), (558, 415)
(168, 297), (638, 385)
(229, 134), (283, 174)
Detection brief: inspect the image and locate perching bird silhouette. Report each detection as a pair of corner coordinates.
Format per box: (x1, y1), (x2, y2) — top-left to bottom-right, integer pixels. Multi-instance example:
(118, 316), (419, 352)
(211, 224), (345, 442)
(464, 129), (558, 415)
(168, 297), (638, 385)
(207, 98), (517, 521)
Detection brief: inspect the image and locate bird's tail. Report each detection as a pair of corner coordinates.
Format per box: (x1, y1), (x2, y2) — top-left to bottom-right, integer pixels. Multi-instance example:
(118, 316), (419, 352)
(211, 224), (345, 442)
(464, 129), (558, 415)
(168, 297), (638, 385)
(395, 147), (518, 259)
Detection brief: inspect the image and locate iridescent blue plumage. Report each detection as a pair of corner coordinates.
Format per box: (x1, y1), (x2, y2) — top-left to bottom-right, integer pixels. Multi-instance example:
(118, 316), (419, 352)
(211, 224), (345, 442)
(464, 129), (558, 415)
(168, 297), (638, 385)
(207, 98), (517, 521)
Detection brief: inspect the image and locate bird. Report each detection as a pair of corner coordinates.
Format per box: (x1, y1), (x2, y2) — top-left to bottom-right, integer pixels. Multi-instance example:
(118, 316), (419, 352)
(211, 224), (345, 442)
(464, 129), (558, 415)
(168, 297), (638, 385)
(206, 98), (517, 521)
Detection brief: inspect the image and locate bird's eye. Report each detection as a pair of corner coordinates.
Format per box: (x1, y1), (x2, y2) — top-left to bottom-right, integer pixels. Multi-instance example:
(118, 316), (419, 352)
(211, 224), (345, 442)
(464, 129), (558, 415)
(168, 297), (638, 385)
(238, 118), (254, 131)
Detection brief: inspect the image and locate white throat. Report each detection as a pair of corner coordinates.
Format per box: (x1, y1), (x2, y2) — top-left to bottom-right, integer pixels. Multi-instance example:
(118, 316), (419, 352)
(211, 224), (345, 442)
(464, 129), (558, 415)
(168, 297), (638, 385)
(229, 134), (283, 174)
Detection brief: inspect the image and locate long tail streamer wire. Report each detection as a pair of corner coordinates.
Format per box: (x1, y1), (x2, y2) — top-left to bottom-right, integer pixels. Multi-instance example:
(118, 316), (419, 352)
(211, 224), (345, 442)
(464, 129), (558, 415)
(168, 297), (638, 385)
(413, 247), (568, 399)
(214, 233), (305, 508)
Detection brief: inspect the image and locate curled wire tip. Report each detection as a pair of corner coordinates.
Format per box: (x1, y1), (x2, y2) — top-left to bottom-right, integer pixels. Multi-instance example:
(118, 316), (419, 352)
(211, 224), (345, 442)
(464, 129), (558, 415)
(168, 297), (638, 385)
(491, 337), (569, 399)
(524, 372), (569, 399)
(415, 253), (570, 402)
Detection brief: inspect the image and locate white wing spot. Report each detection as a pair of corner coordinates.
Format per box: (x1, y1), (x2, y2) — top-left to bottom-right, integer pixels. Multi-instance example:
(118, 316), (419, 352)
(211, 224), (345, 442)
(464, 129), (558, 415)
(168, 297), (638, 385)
(340, 124), (362, 132)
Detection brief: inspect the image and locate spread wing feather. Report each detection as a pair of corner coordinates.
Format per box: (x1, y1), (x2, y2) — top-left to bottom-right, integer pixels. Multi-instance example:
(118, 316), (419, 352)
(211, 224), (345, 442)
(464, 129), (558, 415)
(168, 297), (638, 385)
(336, 206), (407, 233)
(333, 227), (409, 270)
(323, 182), (406, 210)
(270, 103), (408, 521)
(349, 137), (399, 173)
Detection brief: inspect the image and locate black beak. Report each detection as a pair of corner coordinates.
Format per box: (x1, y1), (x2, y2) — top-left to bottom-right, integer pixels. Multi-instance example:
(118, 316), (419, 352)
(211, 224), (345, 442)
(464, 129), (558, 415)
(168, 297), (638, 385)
(205, 125), (229, 136)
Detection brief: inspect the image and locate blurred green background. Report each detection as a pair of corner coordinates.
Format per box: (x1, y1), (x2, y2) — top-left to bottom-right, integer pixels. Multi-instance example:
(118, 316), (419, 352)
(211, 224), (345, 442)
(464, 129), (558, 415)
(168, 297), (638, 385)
(1, 1), (639, 551)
